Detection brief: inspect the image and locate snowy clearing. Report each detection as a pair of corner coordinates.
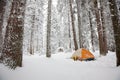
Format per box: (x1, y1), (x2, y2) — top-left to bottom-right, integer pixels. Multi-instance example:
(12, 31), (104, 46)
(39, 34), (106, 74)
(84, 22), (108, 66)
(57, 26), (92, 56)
(0, 51), (120, 80)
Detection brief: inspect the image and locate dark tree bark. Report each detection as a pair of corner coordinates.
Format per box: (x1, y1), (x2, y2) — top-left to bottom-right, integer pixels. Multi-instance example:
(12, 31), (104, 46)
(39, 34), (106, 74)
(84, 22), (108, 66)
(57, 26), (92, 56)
(99, 0), (108, 53)
(0, 0), (6, 53)
(69, 0), (78, 50)
(1, 0), (26, 69)
(109, 0), (120, 66)
(94, 0), (107, 56)
(46, 0), (52, 57)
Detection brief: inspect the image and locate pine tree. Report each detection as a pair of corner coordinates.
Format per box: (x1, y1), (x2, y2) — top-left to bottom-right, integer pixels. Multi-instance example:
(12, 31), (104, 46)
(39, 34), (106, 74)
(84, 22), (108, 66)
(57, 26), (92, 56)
(1, 0), (26, 69)
(69, 0), (78, 50)
(94, 0), (107, 56)
(30, 11), (35, 55)
(88, 11), (95, 51)
(109, 0), (120, 66)
(99, 0), (108, 53)
(46, 0), (52, 57)
(75, 0), (83, 48)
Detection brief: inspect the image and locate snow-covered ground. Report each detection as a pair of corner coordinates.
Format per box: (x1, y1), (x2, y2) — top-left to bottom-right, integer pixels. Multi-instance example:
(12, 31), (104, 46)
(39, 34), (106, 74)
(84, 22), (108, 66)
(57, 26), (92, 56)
(0, 51), (120, 80)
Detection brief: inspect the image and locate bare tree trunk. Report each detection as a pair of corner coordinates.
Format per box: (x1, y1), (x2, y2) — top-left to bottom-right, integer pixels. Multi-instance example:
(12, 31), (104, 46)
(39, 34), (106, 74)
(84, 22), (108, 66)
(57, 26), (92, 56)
(30, 14), (35, 55)
(36, 25), (39, 52)
(68, 10), (71, 49)
(1, 0), (26, 69)
(109, 0), (120, 66)
(0, 0), (6, 53)
(46, 0), (52, 57)
(88, 11), (95, 52)
(75, 0), (83, 48)
(94, 0), (107, 56)
(99, 0), (108, 53)
(69, 0), (78, 50)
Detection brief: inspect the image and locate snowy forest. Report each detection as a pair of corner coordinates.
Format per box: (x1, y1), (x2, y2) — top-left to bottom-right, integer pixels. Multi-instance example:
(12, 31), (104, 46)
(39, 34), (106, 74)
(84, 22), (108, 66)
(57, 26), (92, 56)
(0, 0), (120, 80)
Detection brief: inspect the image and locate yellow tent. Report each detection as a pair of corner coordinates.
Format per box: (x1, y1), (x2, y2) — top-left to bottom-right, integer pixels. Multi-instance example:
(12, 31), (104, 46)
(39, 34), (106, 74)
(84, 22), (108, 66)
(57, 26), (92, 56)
(71, 48), (95, 61)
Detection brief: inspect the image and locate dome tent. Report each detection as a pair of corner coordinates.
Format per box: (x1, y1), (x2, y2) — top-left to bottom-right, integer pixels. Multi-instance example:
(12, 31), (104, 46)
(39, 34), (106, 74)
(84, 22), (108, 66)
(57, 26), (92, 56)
(71, 48), (95, 61)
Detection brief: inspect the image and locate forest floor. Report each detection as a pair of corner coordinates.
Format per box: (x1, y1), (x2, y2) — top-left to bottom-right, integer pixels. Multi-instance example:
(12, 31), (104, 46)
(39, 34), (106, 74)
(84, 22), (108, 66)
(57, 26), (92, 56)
(0, 51), (120, 80)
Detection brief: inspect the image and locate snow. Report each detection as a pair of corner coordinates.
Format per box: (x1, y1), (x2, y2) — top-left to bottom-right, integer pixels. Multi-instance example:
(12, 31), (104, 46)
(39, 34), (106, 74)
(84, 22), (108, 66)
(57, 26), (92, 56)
(52, 0), (58, 7)
(0, 51), (120, 80)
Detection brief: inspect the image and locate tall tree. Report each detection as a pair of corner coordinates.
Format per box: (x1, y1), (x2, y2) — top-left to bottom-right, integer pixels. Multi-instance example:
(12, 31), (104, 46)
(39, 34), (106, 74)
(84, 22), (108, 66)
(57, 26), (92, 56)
(88, 11), (95, 51)
(94, 0), (107, 56)
(0, 0), (6, 53)
(109, 0), (120, 66)
(30, 12), (35, 55)
(23, 0), (45, 55)
(75, 0), (83, 48)
(99, 0), (108, 53)
(69, 0), (78, 50)
(68, 9), (72, 49)
(1, 0), (26, 69)
(56, 0), (72, 51)
(46, 0), (52, 57)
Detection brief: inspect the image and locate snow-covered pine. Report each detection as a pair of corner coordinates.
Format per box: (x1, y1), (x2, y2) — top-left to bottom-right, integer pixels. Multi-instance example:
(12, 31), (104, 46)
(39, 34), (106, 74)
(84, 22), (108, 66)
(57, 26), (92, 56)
(23, 0), (45, 55)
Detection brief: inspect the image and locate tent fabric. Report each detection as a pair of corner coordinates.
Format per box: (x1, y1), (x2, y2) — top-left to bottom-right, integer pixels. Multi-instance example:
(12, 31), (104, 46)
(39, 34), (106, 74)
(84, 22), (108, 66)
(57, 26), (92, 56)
(71, 48), (95, 61)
